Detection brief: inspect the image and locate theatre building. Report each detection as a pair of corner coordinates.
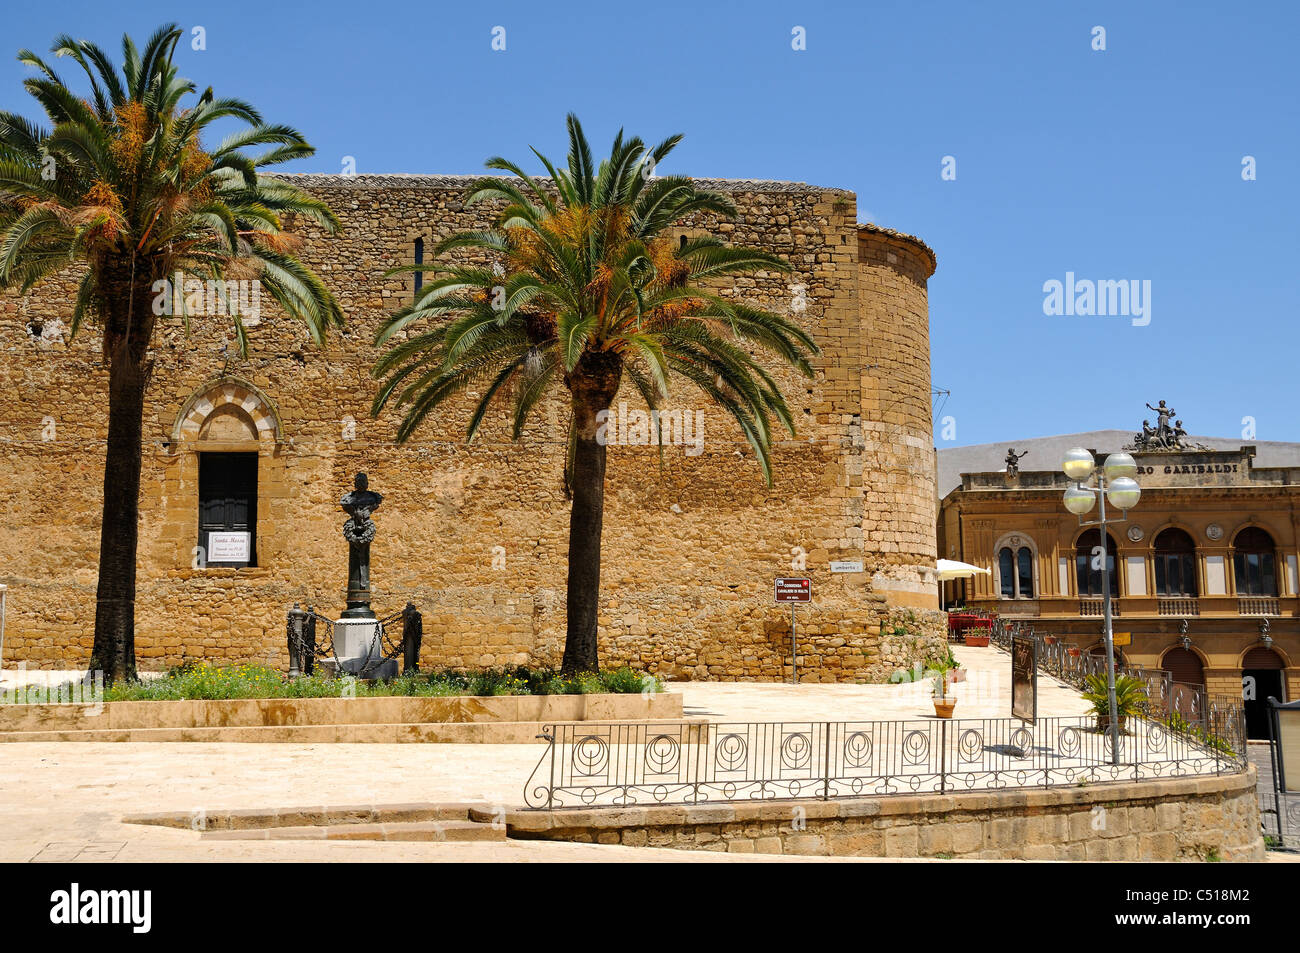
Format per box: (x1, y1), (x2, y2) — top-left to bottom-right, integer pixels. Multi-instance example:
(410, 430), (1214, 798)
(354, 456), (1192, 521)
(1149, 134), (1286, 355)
(938, 419), (1300, 737)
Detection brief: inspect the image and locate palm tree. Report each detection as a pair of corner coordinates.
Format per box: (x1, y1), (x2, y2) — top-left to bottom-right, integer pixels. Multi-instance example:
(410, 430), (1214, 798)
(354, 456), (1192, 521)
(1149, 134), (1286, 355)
(0, 25), (343, 683)
(372, 115), (819, 673)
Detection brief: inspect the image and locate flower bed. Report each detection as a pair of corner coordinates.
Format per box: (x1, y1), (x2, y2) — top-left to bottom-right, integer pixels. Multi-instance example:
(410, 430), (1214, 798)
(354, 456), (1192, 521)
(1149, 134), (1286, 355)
(0, 663), (683, 741)
(8, 662), (665, 703)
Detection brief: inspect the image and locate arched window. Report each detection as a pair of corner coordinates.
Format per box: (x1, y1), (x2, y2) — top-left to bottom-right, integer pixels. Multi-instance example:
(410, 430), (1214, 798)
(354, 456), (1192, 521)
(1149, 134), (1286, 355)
(413, 237), (424, 293)
(1233, 527), (1277, 596)
(1075, 529), (1118, 597)
(1153, 528), (1197, 597)
(996, 539), (1035, 598)
(998, 547), (1014, 598)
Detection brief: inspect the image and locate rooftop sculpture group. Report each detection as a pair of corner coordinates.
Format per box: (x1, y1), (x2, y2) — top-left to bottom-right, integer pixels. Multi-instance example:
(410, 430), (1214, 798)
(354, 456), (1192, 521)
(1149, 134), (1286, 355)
(1126, 400), (1209, 452)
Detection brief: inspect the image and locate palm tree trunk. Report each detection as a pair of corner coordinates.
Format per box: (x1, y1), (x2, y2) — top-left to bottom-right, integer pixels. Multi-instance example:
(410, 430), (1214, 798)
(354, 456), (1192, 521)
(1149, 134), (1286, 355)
(89, 268), (154, 686)
(562, 420), (608, 673)
(90, 352), (146, 684)
(561, 353), (622, 674)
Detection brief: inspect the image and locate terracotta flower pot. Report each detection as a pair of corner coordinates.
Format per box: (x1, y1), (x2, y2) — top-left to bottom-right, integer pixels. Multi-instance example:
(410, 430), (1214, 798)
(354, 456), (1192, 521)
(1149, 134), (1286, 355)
(951, 669), (967, 682)
(1067, 648), (1081, 657)
(1044, 636), (1058, 645)
(933, 698), (957, 719)
(964, 634), (990, 647)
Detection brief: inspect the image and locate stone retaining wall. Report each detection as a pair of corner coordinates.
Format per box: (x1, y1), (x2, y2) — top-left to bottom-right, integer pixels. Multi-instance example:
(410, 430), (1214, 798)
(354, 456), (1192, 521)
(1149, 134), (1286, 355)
(0, 690), (680, 732)
(495, 768), (1264, 861)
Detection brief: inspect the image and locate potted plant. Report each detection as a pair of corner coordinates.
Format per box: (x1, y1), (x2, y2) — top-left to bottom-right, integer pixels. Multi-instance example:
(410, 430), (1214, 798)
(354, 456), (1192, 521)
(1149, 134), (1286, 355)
(964, 629), (990, 647)
(1082, 673), (1148, 733)
(932, 673), (957, 718)
(947, 649), (966, 682)
(1044, 635), (1059, 646)
(1067, 646), (1082, 658)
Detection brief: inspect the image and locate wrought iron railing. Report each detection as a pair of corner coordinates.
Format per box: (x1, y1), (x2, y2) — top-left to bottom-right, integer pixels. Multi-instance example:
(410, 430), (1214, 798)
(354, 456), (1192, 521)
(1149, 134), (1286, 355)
(524, 709), (1247, 809)
(986, 618), (1208, 722)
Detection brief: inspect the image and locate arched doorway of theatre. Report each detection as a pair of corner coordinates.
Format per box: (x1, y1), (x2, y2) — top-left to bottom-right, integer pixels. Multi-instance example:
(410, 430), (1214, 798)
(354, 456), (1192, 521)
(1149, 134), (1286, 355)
(1242, 645), (1286, 740)
(1159, 646), (1205, 719)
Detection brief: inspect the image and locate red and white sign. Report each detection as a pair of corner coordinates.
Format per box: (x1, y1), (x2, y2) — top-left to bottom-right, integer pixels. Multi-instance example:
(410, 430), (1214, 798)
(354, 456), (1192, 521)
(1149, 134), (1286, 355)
(774, 577), (812, 603)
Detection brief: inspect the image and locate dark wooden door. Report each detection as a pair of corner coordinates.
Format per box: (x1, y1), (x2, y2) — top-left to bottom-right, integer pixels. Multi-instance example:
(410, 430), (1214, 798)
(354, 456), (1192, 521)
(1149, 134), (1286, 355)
(1245, 670), (1284, 740)
(198, 452), (258, 567)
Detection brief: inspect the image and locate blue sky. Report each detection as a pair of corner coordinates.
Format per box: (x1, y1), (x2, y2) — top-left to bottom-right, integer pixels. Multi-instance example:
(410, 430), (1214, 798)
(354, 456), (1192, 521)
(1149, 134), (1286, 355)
(3, 0), (1296, 447)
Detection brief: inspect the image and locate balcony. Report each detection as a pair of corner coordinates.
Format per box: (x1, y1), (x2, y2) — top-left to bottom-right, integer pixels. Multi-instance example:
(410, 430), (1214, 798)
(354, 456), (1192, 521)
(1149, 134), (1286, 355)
(1238, 597), (1280, 616)
(1079, 599), (1118, 617)
(1158, 598), (1200, 617)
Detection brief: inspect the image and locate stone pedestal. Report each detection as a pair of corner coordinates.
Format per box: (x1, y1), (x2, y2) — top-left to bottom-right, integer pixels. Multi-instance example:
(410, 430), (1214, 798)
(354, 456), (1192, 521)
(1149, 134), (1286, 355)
(332, 618), (397, 679)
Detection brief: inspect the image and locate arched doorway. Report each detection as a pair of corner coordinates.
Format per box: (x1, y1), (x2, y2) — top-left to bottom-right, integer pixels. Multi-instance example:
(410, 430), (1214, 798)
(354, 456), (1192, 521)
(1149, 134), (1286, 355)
(1161, 647), (1204, 686)
(1242, 645), (1285, 740)
(165, 376), (283, 570)
(1161, 646), (1205, 720)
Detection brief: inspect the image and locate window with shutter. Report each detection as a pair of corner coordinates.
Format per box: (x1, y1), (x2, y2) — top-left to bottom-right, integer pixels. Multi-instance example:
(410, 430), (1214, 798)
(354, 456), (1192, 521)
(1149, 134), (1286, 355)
(198, 452), (258, 568)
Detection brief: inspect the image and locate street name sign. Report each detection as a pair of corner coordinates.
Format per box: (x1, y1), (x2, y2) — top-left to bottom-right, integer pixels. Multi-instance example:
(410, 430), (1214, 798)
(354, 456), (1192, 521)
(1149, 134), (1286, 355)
(774, 577), (812, 602)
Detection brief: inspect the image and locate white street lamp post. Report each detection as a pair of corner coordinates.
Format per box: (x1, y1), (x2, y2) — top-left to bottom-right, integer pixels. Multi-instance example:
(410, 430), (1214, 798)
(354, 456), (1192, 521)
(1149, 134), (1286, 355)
(1061, 449), (1141, 765)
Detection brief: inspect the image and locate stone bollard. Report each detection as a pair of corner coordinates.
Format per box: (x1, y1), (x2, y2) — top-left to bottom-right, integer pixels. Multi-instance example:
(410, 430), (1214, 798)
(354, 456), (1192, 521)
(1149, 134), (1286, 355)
(402, 603), (422, 674)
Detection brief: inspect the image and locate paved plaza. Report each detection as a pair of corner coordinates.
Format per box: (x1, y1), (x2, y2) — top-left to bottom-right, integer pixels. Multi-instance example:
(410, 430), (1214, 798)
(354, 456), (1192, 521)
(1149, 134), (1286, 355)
(0, 645), (1282, 861)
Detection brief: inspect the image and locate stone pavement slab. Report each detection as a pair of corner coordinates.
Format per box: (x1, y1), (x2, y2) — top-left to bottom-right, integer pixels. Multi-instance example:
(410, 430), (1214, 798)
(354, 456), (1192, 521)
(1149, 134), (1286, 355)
(672, 644), (1091, 722)
(0, 649), (1098, 862)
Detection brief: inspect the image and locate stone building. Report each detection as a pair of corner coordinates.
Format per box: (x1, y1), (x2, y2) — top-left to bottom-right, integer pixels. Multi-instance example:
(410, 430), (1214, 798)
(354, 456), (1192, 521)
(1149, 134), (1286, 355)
(938, 421), (1300, 734)
(0, 174), (945, 681)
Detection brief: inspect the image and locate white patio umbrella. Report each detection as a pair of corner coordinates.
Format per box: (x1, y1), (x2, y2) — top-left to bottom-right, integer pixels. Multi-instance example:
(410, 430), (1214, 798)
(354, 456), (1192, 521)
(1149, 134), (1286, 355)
(935, 559), (991, 581)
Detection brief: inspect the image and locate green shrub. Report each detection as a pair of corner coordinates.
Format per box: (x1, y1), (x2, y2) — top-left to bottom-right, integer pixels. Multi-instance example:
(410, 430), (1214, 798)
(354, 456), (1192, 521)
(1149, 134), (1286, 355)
(1082, 673), (1147, 718)
(600, 666), (656, 694)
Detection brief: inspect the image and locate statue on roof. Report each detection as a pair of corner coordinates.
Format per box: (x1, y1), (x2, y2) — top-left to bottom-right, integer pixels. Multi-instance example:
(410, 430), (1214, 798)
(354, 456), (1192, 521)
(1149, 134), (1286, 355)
(1126, 402), (1209, 452)
(1004, 448), (1029, 476)
(1147, 400), (1175, 433)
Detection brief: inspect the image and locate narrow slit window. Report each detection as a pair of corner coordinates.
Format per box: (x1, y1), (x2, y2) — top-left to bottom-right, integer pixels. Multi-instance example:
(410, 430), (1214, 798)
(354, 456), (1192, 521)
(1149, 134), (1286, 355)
(413, 237), (424, 293)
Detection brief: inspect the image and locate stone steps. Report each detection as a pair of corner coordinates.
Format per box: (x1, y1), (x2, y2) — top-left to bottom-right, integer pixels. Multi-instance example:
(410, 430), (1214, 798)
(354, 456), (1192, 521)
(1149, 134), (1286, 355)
(202, 820), (505, 842)
(125, 801), (508, 843)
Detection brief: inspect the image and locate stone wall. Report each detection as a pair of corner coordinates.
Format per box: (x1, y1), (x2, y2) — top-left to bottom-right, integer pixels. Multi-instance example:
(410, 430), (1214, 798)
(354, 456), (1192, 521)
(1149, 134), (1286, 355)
(0, 174), (941, 679)
(498, 768), (1265, 861)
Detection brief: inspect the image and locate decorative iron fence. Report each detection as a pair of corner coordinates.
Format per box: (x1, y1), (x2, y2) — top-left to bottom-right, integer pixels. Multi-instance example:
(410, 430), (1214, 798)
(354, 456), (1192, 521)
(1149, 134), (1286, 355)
(1255, 750), (1300, 848)
(524, 709), (1247, 809)
(987, 618), (1209, 723)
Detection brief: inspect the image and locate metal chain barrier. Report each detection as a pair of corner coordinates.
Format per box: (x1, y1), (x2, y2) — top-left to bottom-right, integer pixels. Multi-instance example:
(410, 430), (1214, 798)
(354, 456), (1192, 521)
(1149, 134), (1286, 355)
(286, 602), (422, 679)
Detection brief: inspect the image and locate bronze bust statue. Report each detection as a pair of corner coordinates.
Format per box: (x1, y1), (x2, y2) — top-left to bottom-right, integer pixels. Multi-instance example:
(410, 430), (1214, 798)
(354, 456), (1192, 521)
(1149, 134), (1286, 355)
(340, 472), (384, 618)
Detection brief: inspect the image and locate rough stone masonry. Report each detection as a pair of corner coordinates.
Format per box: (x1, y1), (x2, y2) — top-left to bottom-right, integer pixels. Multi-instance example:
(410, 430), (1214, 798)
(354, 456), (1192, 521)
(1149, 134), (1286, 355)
(0, 174), (945, 680)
